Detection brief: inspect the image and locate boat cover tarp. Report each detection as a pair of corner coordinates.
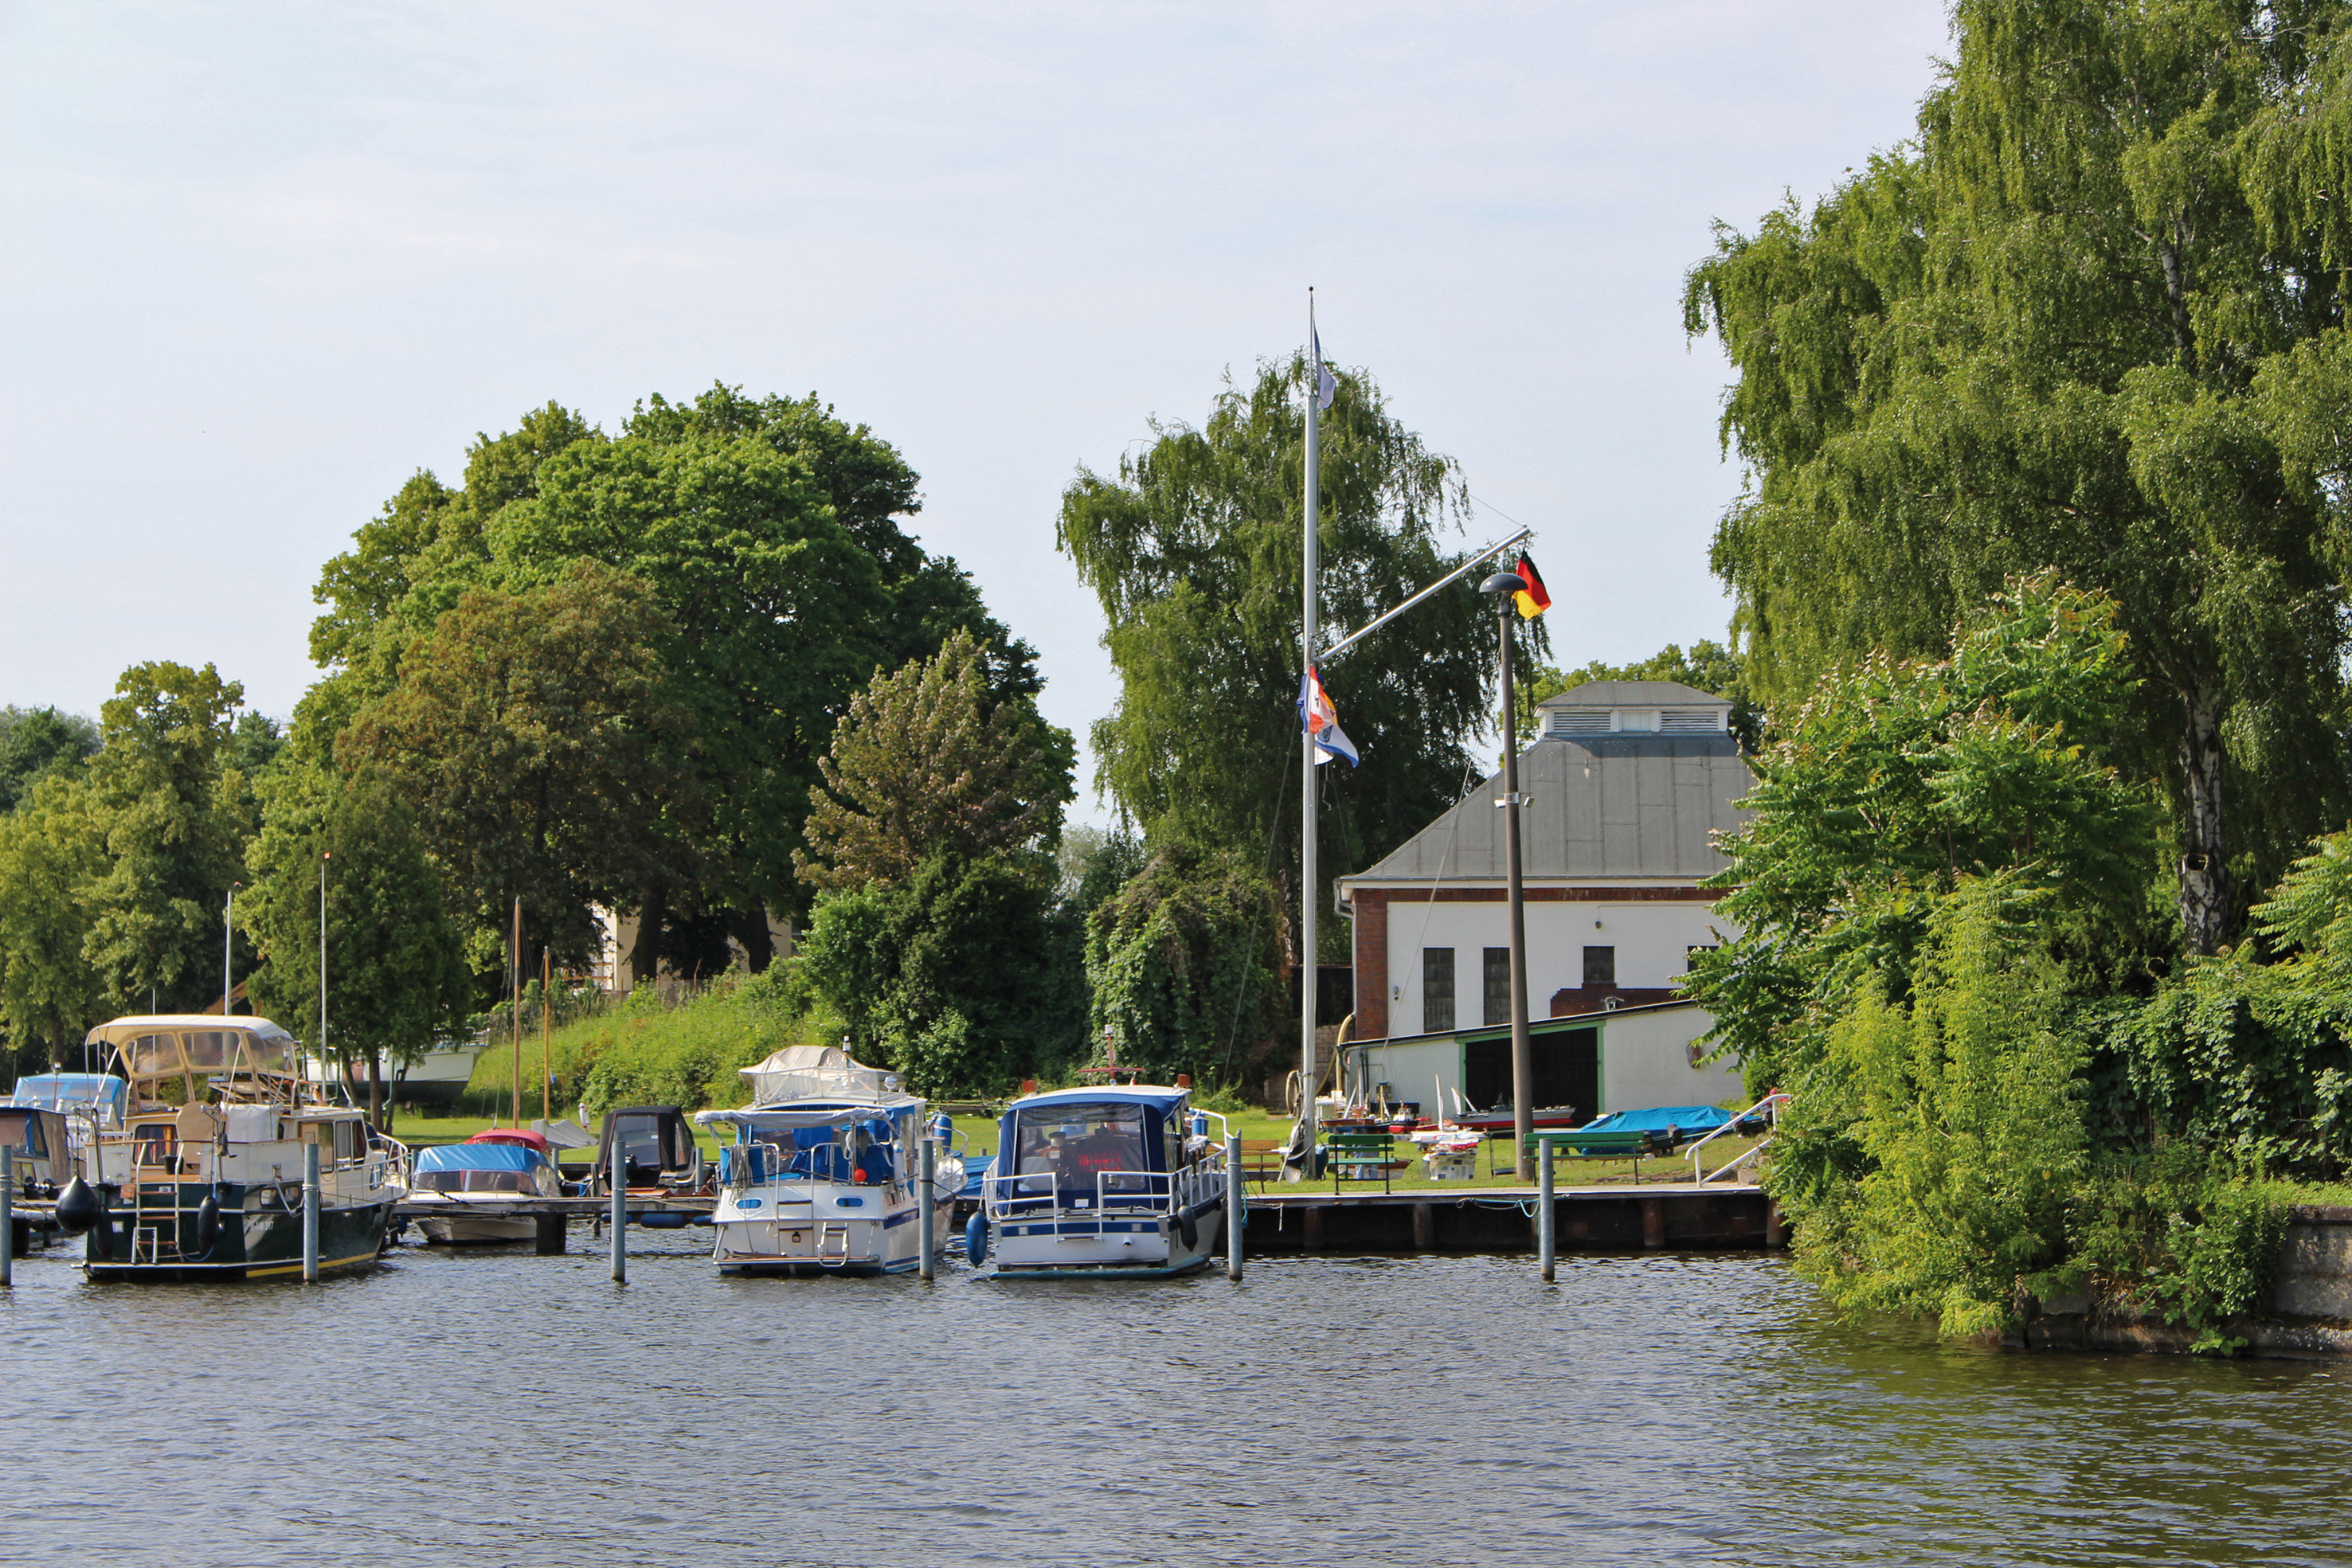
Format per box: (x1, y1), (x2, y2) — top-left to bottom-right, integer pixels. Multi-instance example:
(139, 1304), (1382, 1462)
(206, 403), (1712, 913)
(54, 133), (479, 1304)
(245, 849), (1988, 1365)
(6, 1073), (127, 1119)
(1578, 1105), (1733, 1136)
(416, 1142), (548, 1173)
(740, 1045), (895, 1104)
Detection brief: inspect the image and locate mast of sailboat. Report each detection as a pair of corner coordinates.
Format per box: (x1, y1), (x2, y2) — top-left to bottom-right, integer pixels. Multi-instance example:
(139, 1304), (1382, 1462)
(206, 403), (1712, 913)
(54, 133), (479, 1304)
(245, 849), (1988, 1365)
(1297, 288), (1322, 1171)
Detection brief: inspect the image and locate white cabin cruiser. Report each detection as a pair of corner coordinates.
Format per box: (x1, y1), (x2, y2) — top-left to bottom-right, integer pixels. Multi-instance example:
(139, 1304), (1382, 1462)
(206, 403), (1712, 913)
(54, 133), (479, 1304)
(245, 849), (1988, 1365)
(972, 1085), (1229, 1280)
(696, 1046), (963, 1276)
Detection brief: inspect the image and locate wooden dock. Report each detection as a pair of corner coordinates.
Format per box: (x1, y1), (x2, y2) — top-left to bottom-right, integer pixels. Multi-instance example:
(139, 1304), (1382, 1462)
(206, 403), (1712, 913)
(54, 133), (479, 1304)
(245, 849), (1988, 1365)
(1235, 1181), (1782, 1253)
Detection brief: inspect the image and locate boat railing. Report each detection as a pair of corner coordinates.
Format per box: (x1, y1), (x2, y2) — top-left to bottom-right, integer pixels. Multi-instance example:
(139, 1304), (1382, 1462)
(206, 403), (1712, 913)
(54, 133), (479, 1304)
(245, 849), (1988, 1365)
(1685, 1092), (1789, 1186)
(981, 1147), (1227, 1222)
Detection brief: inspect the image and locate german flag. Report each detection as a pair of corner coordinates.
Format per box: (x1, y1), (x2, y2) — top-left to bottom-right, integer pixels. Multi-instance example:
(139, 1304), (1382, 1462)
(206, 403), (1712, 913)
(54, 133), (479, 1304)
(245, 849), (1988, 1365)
(1513, 553), (1552, 619)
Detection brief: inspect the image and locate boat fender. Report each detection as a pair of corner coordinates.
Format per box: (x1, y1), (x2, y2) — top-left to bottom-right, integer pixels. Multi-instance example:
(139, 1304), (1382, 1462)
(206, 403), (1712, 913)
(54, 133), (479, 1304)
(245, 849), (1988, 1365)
(1177, 1210), (1197, 1251)
(194, 1191), (221, 1256)
(965, 1211), (988, 1265)
(53, 1176), (101, 1237)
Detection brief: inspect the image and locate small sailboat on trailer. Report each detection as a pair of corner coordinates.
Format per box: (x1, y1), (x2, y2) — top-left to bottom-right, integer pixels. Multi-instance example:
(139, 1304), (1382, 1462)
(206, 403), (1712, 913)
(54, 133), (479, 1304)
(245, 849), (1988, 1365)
(973, 1085), (1229, 1280)
(697, 1046), (963, 1277)
(53, 1016), (405, 1281)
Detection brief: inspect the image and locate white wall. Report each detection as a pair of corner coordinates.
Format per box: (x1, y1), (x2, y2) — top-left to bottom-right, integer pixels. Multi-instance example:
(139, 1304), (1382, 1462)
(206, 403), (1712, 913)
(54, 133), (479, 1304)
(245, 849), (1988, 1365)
(1382, 896), (1736, 1033)
(1599, 1006), (1743, 1112)
(1356, 1004), (1742, 1118)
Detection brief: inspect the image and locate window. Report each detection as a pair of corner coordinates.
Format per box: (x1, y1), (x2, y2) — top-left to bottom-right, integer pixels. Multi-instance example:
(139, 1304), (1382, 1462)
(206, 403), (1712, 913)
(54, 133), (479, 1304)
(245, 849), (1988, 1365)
(1583, 946), (1616, 988)
(1686, 944), (1718, 972)
(1422, 948), (1455, 1034)
(1483, 948), (1512, 1026)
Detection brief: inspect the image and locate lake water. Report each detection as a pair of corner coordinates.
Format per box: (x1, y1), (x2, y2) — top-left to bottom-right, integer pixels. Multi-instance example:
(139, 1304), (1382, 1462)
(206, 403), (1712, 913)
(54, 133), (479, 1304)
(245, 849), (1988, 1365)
(4, 1237), (2348, 1566)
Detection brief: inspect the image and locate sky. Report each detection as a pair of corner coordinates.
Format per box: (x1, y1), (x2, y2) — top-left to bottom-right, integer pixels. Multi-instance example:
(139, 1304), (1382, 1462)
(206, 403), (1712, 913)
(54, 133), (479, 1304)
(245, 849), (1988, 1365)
(0, 0), (1951, 814)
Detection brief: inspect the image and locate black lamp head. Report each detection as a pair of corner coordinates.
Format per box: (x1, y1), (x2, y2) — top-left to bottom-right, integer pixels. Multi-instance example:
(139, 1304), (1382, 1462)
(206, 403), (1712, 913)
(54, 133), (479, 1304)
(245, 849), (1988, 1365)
(1480, 571), (1527, 598)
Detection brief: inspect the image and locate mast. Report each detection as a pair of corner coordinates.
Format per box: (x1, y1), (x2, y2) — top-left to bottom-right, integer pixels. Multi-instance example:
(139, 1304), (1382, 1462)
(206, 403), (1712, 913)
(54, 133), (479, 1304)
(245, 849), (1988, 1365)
(1297, 289), (1321, 1171)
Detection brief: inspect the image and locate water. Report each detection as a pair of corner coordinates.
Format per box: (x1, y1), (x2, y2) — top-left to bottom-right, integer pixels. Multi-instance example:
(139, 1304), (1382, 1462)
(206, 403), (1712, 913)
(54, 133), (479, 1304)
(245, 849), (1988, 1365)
(5, 1239), (2349, 1567)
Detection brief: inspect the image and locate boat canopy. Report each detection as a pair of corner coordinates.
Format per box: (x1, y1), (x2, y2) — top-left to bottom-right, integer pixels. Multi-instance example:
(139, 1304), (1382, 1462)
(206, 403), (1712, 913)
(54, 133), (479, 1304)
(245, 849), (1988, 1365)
(6, 1073), (128, 1125)
(593, 1105), (699, 1185)
(739, 1044), (898, 1105)
(1579, 1105), (1737, 1136)
(81, 1015), (301, 1104)
(415, 1142), (549, 1173)
(467, 1128), (553, 1154)
(997, 1085), (1191, 1189)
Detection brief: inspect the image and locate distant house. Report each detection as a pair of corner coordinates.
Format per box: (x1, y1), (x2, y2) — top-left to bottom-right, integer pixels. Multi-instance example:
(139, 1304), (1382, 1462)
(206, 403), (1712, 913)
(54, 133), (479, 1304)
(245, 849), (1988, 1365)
(1334, 680), (1755, 1116)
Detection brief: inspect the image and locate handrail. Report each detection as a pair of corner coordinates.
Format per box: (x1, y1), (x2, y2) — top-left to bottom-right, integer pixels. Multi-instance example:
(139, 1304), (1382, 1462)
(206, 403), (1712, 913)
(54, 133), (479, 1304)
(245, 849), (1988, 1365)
(1686, 1092), (1788, 1186)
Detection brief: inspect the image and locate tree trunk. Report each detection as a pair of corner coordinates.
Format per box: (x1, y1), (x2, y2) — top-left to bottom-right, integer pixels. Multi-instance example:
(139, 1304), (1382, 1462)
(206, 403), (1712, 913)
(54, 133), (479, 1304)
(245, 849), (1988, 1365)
(628, 879), (667, 990)
(368, 1046), (385, 1131)
(2178, 680), (2233, 955)
(733, 905), (773, 974)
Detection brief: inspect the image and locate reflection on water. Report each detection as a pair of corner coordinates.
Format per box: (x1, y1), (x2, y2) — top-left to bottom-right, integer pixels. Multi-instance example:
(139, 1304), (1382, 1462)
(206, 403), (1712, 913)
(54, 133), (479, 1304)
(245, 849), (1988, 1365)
(3, 1241), (2347, 1566)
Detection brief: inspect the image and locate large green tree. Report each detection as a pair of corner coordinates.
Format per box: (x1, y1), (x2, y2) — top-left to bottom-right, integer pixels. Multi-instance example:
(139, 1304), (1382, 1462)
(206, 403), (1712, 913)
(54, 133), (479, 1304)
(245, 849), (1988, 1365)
(304, 385), (1038, 976)
(80, 663), (261, 1013)
(0, 706), (98, 813)
(338, 561), (695, 965)
(796, 850), (1085, 1097)
(241, 763), (469, 1123)
(1685, 0), (2352, 952)
(0, 773), (108, 1066)
(1059, 354), (1530, 953)
(797, 630), (1074, 893)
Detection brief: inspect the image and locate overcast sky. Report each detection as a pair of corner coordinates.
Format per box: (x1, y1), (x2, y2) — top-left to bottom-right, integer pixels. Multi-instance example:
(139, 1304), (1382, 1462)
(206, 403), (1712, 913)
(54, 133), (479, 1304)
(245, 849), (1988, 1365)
(0, 0), (1949, 811)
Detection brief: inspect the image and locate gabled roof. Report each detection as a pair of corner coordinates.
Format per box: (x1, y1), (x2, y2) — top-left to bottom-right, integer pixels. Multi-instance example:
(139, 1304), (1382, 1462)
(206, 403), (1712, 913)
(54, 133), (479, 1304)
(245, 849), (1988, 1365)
(1341, 731), (1754, 886)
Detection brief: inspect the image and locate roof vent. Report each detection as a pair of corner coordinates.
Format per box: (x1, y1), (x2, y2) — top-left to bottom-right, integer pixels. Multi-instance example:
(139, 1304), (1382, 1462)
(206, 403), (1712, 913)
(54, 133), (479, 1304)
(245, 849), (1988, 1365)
(1550, 710), (1610, 735)
(1660, 709), (1724, 733)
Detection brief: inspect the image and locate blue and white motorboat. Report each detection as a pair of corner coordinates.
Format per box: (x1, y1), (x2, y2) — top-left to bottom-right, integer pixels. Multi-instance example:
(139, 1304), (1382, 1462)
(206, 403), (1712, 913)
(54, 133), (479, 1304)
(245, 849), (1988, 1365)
(972, 1085), (1229, 1280)
(695, 1046), (964, 1276)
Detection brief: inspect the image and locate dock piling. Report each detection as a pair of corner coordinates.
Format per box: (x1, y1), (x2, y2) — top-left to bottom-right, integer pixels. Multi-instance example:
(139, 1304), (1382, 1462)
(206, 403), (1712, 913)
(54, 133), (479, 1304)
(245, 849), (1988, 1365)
(1538, 1137), (1556, 1282)
(609, 1169), (627, 1283)
(1225, 1132), (1243, 1281)
(2, 1147), (13, 1286)
(302, 1141), (320, 1282)
(918, 1137), (936, 1281)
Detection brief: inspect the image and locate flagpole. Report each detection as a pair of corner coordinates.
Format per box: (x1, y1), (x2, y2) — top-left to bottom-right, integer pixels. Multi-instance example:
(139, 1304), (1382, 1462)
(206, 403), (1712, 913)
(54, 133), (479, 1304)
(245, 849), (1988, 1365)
(1297, 288), (1321, 1178)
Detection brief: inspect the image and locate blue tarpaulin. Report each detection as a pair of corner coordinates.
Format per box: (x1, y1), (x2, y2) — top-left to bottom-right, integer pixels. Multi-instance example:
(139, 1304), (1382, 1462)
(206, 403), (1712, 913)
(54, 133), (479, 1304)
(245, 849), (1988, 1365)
(416, 1143), (546, 1173)
(1578, 1105), (1734, 1136)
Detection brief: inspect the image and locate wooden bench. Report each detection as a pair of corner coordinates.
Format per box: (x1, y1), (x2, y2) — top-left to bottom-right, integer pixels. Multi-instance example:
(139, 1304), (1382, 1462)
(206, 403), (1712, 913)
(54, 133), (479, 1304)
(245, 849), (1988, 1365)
(1524, 1126), (1673, 1184)
(1234, 1138), (1288, 1192)
(1324, 1131), (1408, 1194)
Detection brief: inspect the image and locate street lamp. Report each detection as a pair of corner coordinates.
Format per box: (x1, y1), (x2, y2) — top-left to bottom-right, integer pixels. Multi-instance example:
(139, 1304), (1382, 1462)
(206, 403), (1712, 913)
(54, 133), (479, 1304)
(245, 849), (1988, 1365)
(1480, 570), (1536, 1175)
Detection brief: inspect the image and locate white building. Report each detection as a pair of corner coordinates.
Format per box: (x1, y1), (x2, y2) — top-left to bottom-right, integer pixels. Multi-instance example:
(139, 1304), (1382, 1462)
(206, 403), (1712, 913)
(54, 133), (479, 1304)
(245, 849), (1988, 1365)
(1334, 679), (1754, 1116)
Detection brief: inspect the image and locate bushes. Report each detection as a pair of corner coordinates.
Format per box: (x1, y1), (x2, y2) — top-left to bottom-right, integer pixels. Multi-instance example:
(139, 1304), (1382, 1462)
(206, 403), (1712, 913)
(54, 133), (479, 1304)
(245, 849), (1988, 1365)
(467, 965), (818, 1116)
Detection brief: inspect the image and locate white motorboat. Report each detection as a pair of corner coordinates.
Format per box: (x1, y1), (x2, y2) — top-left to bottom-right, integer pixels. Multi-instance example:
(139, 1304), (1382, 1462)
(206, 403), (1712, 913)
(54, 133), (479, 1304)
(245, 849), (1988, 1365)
(971, 1085), (1229, 1280)
(696, 1046), (963, 1276)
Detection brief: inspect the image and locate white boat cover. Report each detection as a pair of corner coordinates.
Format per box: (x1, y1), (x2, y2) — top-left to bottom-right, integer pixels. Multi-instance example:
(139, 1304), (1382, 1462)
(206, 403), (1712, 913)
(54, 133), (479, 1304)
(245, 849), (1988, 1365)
(739, 1045), (896, 1105)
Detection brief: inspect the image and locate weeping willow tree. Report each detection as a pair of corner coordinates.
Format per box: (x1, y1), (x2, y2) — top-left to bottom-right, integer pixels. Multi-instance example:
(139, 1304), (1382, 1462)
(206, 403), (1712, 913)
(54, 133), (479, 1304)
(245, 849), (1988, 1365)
(1686, 0), (2352, 952)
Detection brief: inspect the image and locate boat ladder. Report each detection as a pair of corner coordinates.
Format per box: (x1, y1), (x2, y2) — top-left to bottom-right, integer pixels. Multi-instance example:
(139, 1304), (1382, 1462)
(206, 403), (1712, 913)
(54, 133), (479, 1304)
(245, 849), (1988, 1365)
(816, 1219), (851, 1268)
(1686, 1092), (1790, 1186)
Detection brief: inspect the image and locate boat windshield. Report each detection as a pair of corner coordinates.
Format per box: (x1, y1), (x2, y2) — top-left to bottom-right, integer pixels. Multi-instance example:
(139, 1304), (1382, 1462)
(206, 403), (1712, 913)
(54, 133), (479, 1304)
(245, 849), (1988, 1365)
(417, 1169), (532, 1194)
(1012, 1101), (1153, 1196)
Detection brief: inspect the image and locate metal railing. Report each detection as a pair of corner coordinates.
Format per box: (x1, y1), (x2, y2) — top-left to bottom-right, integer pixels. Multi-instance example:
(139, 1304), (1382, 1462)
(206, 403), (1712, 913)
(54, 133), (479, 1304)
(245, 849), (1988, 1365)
(981, 1147), (1227, 1222)
(1686, 1092), (1789, 1186)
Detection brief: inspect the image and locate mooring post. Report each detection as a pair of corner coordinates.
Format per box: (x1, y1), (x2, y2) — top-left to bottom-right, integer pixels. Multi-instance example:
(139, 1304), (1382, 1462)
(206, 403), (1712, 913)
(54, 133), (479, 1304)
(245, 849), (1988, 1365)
(1412, 1202), (1434, 1253)
(1538, 1136), (1556, 1283)
(2, 1146), (14, 1287)
(302, 1140), (321, 1282)
(1225, 1132), (1243, 1281)
(918, 1136), (936, 1281)
(609, 1163), (627, 1284)
(1642, 1195), (1665, 1250)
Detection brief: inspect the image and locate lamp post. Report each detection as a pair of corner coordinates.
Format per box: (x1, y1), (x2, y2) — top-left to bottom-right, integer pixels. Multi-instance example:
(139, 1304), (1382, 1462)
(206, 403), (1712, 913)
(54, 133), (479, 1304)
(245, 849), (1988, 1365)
(1480, 571), (1535, 1175)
